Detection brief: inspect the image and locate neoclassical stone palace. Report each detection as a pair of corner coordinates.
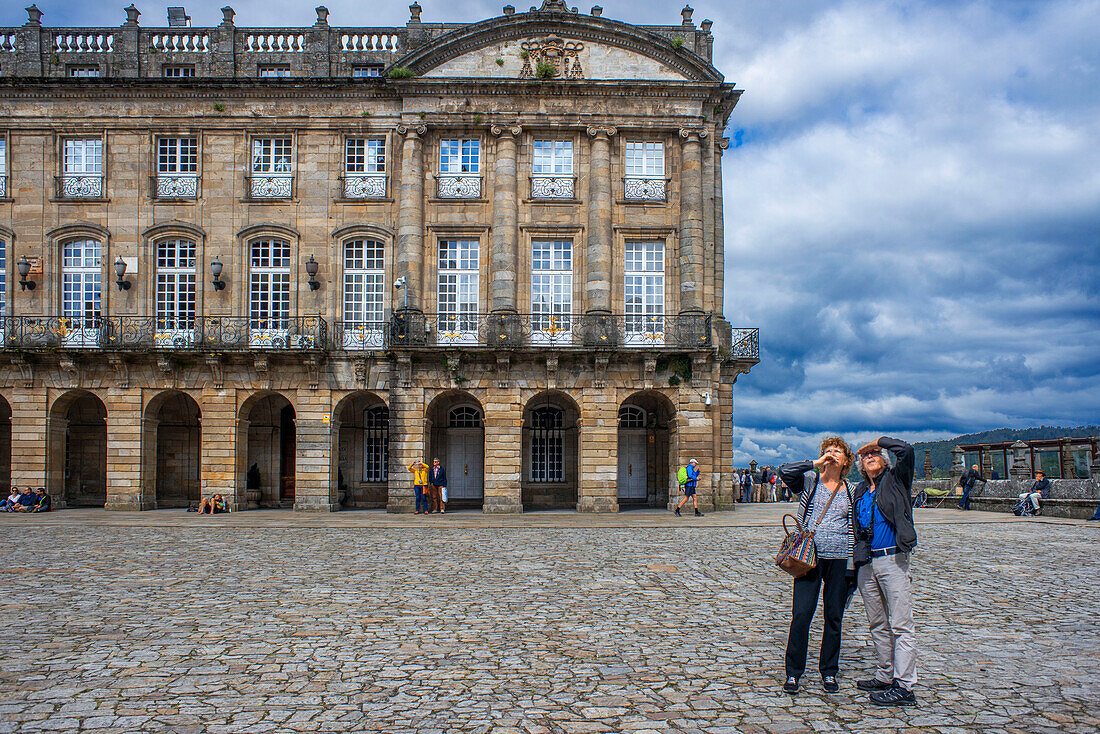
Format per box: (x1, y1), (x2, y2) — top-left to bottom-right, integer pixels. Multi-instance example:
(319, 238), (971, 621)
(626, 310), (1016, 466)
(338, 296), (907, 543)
(0, 1), (758, 513)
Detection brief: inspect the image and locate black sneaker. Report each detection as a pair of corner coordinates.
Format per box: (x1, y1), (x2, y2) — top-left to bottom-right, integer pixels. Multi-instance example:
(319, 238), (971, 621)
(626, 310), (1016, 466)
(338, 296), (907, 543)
(822, 675), (839, 693)
(869, 683), (917, 706)
(856, 678), (893, 691)
(783, 676), (799, 695)
(674, 507), (681, 516)
(695, 509), (704, 517)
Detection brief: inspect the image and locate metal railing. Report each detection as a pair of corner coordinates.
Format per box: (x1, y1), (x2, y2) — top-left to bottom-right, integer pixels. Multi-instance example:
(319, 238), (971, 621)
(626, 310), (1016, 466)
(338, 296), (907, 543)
(530, 175), (575, 199)
(247, 174), (294, 200)
(154, 174), (200, 199)
(0, 316), (326, 352)
(342, 174), (387, 199)
(56, 175), (104, 199)
(436, 175), (482, 199)
(623, 177), (668, 202)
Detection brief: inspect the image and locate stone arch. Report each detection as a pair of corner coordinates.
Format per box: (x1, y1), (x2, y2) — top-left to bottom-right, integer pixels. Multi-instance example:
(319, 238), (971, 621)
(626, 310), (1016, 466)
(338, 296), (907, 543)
(46, 389), (108, 507)
(330, 391), (389, 508)
(521, 390), (580, 511)
(142, 390), (201, 509)
(618, 390), (677, 509)
(426, 390), (485, 509)
(236, 391), (297, 509)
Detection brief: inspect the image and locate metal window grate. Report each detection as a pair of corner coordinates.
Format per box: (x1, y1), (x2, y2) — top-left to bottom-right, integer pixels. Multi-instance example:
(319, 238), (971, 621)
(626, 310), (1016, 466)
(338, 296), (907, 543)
(363, 406), (389, 482)
(530, 406), (564, 483)
(448, 406), (482, 428)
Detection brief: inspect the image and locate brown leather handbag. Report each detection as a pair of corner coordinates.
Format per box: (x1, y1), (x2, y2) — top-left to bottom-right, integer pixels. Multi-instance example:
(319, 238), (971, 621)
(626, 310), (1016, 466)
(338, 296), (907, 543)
(775, 481), (843, 578)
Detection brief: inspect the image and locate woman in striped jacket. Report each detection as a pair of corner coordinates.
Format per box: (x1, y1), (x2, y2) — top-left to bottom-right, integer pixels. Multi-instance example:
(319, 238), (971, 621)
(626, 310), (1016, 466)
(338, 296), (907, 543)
(777, 437), (857, 695)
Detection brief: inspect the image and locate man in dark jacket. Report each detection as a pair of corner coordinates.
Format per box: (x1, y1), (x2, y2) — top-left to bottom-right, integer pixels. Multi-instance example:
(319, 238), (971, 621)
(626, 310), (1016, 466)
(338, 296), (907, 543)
(429, 458), (448, 514)
(956, 464), (983, 511)
(1018, 470), (1050, 515)
(853, 437), (918, 706)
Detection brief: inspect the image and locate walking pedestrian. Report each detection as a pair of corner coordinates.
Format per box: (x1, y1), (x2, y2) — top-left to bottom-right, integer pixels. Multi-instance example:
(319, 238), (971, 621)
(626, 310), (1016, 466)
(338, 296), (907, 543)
(407, 459), (429, 515)
(741, 469), (753, 503)
(769, 470), (779, 502)
(778, 438), (857, 695)
(674, 459), (703, 517)
(956, 464), (982, 511)
(429, 458), (448, 515)
(731, 470), (741, 504)
(853, 437), (919, 706)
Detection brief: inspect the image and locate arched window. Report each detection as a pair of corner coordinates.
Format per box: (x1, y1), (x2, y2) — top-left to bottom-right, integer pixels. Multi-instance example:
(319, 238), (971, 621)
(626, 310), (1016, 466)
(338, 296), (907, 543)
(61, 239), (102, 347)
(249, 237), (291, 343)
(531, 406), (564, 483)
(618, 405), (646, 428)
(448, 406), (482, 428)
(155, 238), (197, 343)
(343, 238), (385, 348)
(363, 406), (389, 482)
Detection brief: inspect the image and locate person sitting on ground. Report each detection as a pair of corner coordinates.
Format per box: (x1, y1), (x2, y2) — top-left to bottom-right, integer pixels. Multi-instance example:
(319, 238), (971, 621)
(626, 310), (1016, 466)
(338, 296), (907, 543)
(31, 488), (51, 512)
(2, 487), (19, 512)
(197, 494), (230, 515)
(1018, 470), (1050, 516)
(13, 487), (37, 513)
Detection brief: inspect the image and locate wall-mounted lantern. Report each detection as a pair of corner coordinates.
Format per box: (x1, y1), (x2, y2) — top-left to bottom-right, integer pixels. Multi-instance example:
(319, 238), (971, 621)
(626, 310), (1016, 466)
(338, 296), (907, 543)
(17, 256), (36, 291)
(114, 256), (132, 290)
(304, 254), (320, 291)
(210, 256), (226, 291)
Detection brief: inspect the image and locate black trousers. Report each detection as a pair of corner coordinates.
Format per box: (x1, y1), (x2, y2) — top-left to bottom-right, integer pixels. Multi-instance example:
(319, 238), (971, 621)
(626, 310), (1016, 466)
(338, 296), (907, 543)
(785, 557), (848, 679)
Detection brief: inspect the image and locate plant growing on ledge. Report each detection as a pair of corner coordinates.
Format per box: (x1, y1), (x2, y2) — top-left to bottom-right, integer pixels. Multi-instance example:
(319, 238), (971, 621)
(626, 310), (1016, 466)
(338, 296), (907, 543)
(495, 58), (505, 66)
(672, 37), (685, 50)
(474, 113), (484, 124)
(213, 102), (225, 112)
(535, 61), (555, 79)
(519, 49), (530, 60)
(388, 67), (415, 79)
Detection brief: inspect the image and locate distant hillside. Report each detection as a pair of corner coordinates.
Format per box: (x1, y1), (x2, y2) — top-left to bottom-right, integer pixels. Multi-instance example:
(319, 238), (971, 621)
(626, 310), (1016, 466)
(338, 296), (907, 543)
(914, 426), (1099, 478)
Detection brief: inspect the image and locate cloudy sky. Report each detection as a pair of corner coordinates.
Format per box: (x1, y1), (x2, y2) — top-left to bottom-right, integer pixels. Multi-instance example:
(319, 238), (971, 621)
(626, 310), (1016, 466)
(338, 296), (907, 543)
(6, 0), (1098, 464)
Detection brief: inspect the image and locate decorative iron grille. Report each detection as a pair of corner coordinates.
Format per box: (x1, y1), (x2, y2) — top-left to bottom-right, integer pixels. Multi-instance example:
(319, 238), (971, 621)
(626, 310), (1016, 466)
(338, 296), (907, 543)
(249, 175), (293, 199)
(343, 174), (387, 199)
(436, 175), (481, 199)
(623, 177), (667, 201)
(530, 176), (575, 199)
(155, 174), (199, 199)
(57, 175), (104, 199)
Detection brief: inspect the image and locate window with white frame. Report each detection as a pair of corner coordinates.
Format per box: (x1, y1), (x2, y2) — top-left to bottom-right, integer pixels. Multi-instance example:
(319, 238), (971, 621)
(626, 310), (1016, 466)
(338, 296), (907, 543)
(0, 138), (6, 198)
(0, 237), (6, 318)
(155, 238), (197, 336)
(343, 239), (385, 347)
(250, 137), (294, 198)
(438, 239), (479, 337)
(449, 406), (482, 428)
(531, 240), (572, 337)
(258, 65), (291, 78)
(156, 137), (199, 198)
(530, 406), (564, 483)
(163, 65), (195, 78)
(352, 65), (383, 78)
(61, 239), (102, 342)
(363, 406), (389, 482)
(533, 140), (573, 175)
(67, 65), (100, 78)
(63, 139), (102, 175)
(625, 141), (664, 176)
(343, 138), (386, 198)
(439, 139), (480, 173)
(624, 241), (665, 342)
(249, 238), (291, 332)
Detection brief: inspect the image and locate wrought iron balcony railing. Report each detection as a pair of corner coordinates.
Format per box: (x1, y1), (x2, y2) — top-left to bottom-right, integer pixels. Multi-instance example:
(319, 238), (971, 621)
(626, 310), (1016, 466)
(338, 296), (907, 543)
(436, 174), (482, 199)
(530, 175), (575, 199)
(56, 174), (104, 199)
(623, 176), (668, 202)
(332, 320), (386, 350)
(248, 174), (294, 200)
(0, 316), (327, 352)
(154, 174), (200, 199)
(0, 175), (7, 199)
(384, 312), (716, 350)
(342, 174), (387, 199)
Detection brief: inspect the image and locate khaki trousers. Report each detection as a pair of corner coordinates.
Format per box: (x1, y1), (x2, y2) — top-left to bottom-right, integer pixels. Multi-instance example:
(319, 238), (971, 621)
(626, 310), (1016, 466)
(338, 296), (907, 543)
(857, 552), (917, 689)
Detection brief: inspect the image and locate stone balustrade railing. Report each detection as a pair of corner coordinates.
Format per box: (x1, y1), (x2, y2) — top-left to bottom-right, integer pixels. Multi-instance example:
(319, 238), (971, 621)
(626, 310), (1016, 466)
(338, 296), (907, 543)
(149, 33), (210, 53)
(339, 32), (402, 53)
(54, 32), (115, 53)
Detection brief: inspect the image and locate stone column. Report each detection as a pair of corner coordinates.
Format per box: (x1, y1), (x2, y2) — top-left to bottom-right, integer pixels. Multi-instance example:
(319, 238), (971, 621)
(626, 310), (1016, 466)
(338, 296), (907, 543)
(212, 7), (237, 77)
(483, 388), (522, 514)
(678, 127), (708, 313)
(387, 383), (423, 513)
(396, 124), (427, 312)
(714, 136), (729, 316)
(578, 396), (617, 513)
(200, 385), (240, 510)
(585, 126), (616, 313)
(9, 387), (46, 491)
(15, 6), (44, 77)
(489, 125), (520, 313)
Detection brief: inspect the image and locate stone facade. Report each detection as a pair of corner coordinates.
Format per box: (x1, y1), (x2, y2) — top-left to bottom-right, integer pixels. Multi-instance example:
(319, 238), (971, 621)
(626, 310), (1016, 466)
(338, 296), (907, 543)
(0, 2), (758, 513)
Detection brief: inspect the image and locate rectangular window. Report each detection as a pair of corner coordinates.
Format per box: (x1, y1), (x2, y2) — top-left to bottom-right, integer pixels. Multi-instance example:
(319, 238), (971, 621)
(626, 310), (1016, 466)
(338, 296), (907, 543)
(352, 65), (383, 78)
(343, 239), (385, 349)
(249, 239), (291, 336)
(531, 240), (573, 342)
(625, 141), (665, 176)
(61, 239), (102, 347)
(258, 65), (291, 78)
(155, 238), (197, 340)
(0, 236), (6, 318)
(251, 138), (294, 174)
(439, 139), (480, 173)
(162, 65), (195, 78)
(67, 65), (100, 78)
(532, 140), (573, 175)
(345, 138), (386, 173)
(438, 240), (479, 339)
(624, 241), (665, 344)
(0, 138), (6, 199)
(63, 139), (103, 175)
(157, 137), (198, 174)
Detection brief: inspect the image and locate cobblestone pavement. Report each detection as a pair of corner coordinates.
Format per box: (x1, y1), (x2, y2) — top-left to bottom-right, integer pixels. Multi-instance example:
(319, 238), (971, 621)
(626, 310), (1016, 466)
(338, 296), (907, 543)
(1, 510), (1096, 733)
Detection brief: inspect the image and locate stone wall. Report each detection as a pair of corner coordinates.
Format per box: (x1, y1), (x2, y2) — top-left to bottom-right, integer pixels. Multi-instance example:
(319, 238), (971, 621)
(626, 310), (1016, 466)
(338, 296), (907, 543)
(913, 478), (1100, 519)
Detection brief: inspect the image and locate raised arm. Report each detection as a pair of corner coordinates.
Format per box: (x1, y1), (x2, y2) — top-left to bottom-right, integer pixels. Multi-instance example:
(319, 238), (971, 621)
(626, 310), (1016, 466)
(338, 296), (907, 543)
(877, 436), (914, 488)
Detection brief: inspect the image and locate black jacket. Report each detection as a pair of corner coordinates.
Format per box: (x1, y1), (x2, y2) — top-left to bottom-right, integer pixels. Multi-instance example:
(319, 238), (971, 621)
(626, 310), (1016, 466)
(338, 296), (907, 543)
(429, 466), (447, 486)
(852, 436), (917, 557)
(960, 468), (982, 489)
(1030, 478), (1051, 498)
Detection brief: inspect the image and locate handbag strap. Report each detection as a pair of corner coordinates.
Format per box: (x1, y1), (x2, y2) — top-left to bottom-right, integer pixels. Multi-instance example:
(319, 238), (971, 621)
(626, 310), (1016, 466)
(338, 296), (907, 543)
(809, 479), (845, 534)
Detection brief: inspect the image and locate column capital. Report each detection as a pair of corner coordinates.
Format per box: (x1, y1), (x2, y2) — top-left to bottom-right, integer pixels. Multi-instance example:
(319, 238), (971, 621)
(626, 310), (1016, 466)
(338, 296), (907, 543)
(679, 127), (710, 143)
(586, 125), (617, 139)
(490, 124), (522, 138)
(396, 123), (427, 138)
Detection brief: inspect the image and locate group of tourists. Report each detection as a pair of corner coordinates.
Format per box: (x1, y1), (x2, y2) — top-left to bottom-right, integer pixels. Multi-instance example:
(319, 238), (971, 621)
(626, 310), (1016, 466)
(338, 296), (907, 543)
(778, 436), (919, 706)
(408, 458), (448, 514)
(956, 463), (1054, 516)
(2, 487), (51, 512)
(732, 466), (792, 503)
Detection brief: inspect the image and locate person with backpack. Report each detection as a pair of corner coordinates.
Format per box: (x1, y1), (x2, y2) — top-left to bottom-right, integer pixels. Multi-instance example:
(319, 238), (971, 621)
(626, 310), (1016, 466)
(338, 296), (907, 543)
(741, 469), (753, 503)
(673, 459), (703, 517)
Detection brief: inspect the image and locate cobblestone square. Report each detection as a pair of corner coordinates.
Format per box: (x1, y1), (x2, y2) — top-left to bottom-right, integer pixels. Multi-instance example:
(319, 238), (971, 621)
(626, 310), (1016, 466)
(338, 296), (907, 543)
(1, 509), (1097, 733)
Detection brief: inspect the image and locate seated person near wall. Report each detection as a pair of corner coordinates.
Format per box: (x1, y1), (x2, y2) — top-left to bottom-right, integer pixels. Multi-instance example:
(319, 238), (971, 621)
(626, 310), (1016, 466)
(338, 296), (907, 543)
(32, 488), (51, 512)
(2, 488), (19, 511)
(197, 494), (231, 515)
(13, 488), (37, 512)
(1018, 470), (1050, 516)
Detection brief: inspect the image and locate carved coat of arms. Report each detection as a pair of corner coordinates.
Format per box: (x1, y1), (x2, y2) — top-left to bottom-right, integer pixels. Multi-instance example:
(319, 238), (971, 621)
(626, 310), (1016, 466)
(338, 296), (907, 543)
(519, 36), (584, 79)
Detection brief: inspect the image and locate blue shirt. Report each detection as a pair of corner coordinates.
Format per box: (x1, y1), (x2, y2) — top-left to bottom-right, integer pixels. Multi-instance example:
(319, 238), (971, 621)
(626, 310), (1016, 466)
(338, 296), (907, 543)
(856, 487), (896, 551)
(686, 464), (699, 489)
(16, 493), (35, 507)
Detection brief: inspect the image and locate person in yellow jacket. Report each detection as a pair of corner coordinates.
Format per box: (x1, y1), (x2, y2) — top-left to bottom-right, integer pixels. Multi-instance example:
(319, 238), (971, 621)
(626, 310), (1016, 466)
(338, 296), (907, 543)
(408, 459), (429, 514)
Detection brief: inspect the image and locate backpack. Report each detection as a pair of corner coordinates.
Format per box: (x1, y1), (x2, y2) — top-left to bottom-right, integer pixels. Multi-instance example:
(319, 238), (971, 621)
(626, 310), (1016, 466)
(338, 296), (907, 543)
(677, 466), (689, 486)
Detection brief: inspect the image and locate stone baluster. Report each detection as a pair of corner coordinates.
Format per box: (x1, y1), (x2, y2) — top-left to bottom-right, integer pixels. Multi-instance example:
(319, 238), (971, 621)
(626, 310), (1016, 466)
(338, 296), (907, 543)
(490, 125), (521, 313)
(678, 127), (708, 313)
(396, 124), (427, 312)
(585, 126), (616, 314)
